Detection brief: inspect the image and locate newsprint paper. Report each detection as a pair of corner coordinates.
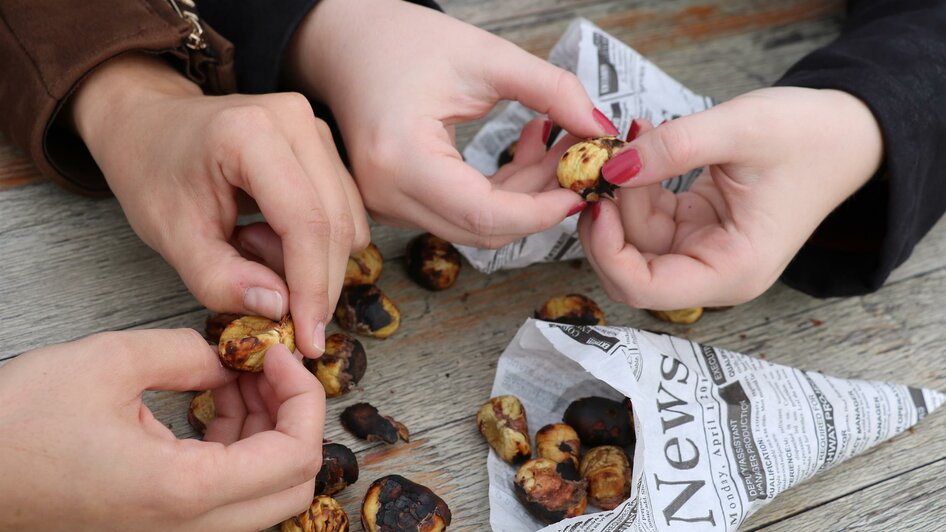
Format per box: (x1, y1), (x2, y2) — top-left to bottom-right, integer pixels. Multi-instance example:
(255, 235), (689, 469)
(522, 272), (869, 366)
(459, 18), (714, 273)
(487, 320), (945, 531)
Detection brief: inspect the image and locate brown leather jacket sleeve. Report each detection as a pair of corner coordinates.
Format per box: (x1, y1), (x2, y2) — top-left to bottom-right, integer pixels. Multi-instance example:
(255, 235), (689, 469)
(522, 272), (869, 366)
(0, 0), (236, 196)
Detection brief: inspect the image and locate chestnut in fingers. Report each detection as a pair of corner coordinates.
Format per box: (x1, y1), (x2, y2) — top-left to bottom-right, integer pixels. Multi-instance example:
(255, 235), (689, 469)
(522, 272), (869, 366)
(476, 395), (531, 464)
(217, 315), (295, 372)
(281, 495), (349, 532)
(406, 233), (462, 291)
(362, 475), (452, 532)
(648, 307), (704, 325)
(535, 294), (605, 326)
(334, 285), (401, 339)
(315, 443), (359, 496)
(563, 396), (634, 447)
(536, 423), (581, 480)
(345, 243), (384, 287)
(514, 458), (588, 524)
(556, 137), (626, 201)
(308, 333), (367, 397)
(187, 390), (215, 435)
(340, 403), (409, 444)
(204, 312), (241, 344)
(580, 446), (632, 510)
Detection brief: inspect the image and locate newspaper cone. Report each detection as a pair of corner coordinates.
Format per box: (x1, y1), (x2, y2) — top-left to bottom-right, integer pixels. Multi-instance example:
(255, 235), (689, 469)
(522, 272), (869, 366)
(486, 319), (945, 531)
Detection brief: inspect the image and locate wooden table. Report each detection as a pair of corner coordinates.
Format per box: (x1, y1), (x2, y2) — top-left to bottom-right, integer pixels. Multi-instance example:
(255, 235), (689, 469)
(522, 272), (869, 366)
(1, 1), (943, 530)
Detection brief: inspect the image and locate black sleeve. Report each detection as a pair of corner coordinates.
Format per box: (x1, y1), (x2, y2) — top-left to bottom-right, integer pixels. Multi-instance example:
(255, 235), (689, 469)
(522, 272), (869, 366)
(775, 0), (946, 297)
(197, 0), (441, 94)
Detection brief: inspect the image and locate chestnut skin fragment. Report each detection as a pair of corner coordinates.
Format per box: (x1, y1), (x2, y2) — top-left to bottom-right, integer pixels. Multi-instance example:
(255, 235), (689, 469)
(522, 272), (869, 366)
(345, 243), (384, 288)
(361, 475), (452, 532)
(406, 233), (462, 291)
(535, 294), (606, 326)
(563, 396), (635, 448)
(497, 141), (518, 167)
(514, 458), (588, 524)
(580, 446), (632, 510)
(334, 285), (401, 339)
(648, 307), (705, 325)
(476, 395), (531, 465)
(556, 137), (626, 201)
(308, 333), (367, 397)
(281, 495), (349, 532)
(536, 423), (581, 480)
(217, 315), (295, 372)
(341, 403), (409, 444)
(315, 443), (359, 496)
(204, 313), (241, 344)
(187, 390), (215, 435)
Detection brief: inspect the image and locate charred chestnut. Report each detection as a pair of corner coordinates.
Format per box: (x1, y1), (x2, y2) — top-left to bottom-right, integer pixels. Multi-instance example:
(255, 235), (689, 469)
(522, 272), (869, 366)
(476, 395), (531, 464)
(556, 137), (625, 201)
(535, 294), (605, 326)
(341, 403), (409, 444)
(648, 307), (704, 325)
(315, 443), (359, 496)
(281, 495), (349, 532)
(217, 315), (295, 372)
(187, 390), (215, 435)
(345, 243), (384, 287)
(580, 446), (631, 510)
(334, 285), (401, 339)
(514, 458), (588, 524)
(204, 313), (241, 344)
(361, 475), (452, 532)
(406, 233), (462, 291)
(536, 423), (581, 480)
(563, 396), (634, 448)
(308, 333), (367, 397)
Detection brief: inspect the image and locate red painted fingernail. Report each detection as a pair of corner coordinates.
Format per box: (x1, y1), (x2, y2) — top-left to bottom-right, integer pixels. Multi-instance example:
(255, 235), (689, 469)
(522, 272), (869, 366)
(541, 119), (553, 145)
(593, 108), (619, 136)
(566, 201), (587, 217)
(602, 149), (642, 185)
(592, 202), (602, 221)
(626, 119), (641, 142)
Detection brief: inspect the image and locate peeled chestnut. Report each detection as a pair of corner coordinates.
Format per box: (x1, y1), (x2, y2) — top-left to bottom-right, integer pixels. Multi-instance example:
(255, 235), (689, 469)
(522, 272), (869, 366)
(476, 395), (531, 464)
(345, 243), (384, 287)
(535, 423), (581, 480)
(580, 446), (631, 510)
(281, 495), (349, 532)
(563, 396), (634, 448)
(557, 137), (625, 201)
(217, 315), (295, 372)
(361, 475), (451, 532)
(204, 313), (241, 344)
(187, 390), (215, 435)
(648, 307), (704, 325)
(406, 233), (462, 291)
(308, 333), (367, 397)
(514, 458), (588, 524)
(315, 443), (359, 496)
(535, 294), (605, 326)
(341, 403), (409, 444)
(334, 285), (400, 339)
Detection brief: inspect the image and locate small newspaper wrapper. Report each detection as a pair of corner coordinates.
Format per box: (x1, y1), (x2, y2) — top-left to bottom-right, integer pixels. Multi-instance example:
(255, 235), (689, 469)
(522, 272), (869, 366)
(458, 18), (715, 273)
(487, 319), (945, 531)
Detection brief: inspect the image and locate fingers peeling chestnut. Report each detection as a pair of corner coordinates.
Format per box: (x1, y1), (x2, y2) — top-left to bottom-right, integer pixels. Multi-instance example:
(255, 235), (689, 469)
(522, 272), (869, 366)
(535, 294), (606, 326)
(557, 137), (626, 201)
(477, 395), (531, 464)
(308, 333), (367, 397)
(204, 312), (241, 344)
(361, 475), (451, 532)
(217, 315), (295, 372)
(281, 495), (349, 532)
(341, 403), (409, 444)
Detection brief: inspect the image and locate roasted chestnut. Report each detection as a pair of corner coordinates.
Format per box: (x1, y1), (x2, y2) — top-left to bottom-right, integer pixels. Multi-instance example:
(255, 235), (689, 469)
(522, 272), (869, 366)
(535, 423), (581, 480)
(204, 313), (241, 344)
(514, 458), (588, 524)
(187, 390), (215, 435)
(345, 243), (384, 287)
(556, 137), (625, 201)
(406, 233), (461, 291)
(580, 446), (631, 510)
(648, 307), (704, 324)
(281, 495), (349, 532)
(315, 443), (359, 496)
(535, 294), (605, 326)
(361, 475), (452, 532)
(476, 395), (531, 464)
(334, 285), (400, 339)
(563, 396), (634, 448)
(341, 403), (409, 444)
(217, 315), (295, 372)
(308, 333), (367, 398)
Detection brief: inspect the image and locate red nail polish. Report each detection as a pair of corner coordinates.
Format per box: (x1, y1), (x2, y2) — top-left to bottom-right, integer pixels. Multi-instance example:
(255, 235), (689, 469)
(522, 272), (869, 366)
(593, 108), (619, 136)
(541, 120), (553, 145)
(626, 119), (641, 142)
(592, 202), (602, 221)
(602, 149), (642, 185)
(566, 201), (587, 217)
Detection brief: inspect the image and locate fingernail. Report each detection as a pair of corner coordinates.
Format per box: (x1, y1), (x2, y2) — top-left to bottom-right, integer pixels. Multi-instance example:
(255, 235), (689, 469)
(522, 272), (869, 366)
(566, 201), (587, 217)
(602, 149), (642, 185)
(541, 119), (553, 145)
(592, 202), (602, 221)
(244, 287), (283, 320)
(312, 322), (326, 355)
(593, 108), (619, 136)
(626, 119), (641, 142)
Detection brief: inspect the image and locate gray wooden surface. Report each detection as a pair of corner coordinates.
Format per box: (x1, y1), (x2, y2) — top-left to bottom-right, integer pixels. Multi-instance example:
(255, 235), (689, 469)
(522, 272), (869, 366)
(1, 0), (944, 531)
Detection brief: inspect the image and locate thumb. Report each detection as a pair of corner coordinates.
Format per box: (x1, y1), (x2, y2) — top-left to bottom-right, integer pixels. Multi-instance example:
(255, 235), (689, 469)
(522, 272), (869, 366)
(602, 107), (738, 188)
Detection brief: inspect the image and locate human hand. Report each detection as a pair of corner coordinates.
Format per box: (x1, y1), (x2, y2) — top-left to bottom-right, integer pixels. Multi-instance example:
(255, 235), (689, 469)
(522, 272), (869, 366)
(0, 329), (324, 531)
(286, 0), (617, 248)
(579, 87), (884, 308)
(70, 54), (370, 357)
